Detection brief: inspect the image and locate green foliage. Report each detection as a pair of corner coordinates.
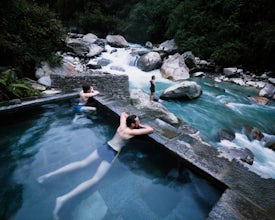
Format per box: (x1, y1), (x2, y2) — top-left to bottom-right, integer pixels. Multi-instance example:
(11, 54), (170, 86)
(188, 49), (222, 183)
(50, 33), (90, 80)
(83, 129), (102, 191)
(0, 69), (41, 101)
(0, 0), (66, 78)
(78, 8), (120, 36)
(1, 0), (275, 73)
(120, 0), (178, 43)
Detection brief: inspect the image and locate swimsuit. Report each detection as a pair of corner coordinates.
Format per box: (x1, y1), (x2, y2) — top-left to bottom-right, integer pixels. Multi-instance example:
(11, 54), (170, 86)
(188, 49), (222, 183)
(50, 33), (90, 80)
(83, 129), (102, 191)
(97, 143), (119, 163)
(75, 105), (84, 111)
(150, 80), (155, 93)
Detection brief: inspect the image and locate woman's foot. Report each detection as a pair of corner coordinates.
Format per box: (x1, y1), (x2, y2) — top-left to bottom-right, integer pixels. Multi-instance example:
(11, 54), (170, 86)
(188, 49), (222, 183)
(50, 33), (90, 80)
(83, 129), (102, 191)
(37, 174), (48, 184)
(53, 196), (65, 220)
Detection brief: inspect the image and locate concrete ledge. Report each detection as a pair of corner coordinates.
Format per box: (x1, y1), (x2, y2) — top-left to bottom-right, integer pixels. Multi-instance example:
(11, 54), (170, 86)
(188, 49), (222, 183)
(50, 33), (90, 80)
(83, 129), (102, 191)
(0, 92), (78, 115)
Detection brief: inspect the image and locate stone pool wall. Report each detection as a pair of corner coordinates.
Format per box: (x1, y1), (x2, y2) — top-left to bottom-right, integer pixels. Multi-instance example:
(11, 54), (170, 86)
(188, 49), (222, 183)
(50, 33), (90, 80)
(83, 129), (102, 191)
(51, 71), (130, 99)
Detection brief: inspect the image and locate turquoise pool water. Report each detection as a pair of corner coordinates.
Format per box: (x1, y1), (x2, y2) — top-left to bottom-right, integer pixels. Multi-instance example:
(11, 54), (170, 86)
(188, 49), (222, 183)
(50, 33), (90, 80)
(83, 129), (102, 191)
(0, 100), (222, 220)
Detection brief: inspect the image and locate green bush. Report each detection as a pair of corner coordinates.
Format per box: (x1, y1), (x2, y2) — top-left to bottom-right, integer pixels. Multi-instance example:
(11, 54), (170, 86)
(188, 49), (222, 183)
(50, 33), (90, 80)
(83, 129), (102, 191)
(0, 69), (41, 101)
(0, 0), (66, 78)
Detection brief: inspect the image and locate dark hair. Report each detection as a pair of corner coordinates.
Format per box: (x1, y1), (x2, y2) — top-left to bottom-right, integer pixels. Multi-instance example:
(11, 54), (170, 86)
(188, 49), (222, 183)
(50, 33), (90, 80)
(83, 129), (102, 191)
(126, 115), (137, 127)
(82, 84), (90, 93)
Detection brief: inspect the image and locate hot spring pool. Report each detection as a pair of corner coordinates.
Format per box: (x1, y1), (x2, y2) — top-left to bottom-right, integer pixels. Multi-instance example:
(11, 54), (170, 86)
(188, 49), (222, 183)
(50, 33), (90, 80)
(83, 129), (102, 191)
(0, 100), (222, 220)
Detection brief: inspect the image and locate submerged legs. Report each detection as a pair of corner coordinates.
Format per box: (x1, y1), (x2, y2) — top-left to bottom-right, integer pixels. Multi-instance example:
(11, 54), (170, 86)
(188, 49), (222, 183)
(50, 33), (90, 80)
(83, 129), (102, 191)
(53, 160), (112, 219)
(37, 150), (99, 183)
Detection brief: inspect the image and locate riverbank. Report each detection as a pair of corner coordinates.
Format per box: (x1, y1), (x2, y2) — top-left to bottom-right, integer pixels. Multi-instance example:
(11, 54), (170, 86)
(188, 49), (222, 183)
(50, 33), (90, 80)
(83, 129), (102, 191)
(1, 90), (274, 220)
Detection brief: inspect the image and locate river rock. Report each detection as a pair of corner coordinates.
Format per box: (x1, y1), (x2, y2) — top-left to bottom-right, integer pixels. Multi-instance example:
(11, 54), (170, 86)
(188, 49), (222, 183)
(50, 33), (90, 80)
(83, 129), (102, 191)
(130, 89), (179, 125)
(87, 44), (104, 57)
(160, 81), (202, 100)
(160, 53), (190, 81)
(153, 39), (178, 55)
(66, 38), (89, 57)
(137, 52), (162, 71)
(82, 33), (98, 44)
(106, 35), (129, 48)
(182, 51), (197, 69)
(251, 96), (269, 105)
(218, 146), (254, 165)
(259, 83), (275, 99)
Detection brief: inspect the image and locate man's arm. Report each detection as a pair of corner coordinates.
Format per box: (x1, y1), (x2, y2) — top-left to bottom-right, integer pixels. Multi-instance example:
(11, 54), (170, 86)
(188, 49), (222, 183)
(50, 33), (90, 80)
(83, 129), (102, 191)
(85, 90), (99, 97)
(119, 112), (128, 128)
(129, 124), (154, 136)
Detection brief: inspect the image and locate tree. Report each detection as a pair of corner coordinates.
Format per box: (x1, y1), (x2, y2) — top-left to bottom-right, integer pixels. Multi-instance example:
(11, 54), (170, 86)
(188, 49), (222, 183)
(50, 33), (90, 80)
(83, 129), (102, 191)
(0, 0), (66, 78)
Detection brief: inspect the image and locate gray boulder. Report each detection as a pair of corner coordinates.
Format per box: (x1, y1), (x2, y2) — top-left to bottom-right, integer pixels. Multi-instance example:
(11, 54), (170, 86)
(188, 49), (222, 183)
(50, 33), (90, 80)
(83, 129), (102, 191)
(160, 81), (202, 100)
(218, 146), (254, 165)
(130, 89), (179, 125)
(160, 53), (190, 81)
(153, 39), (178, 55)
(259, 83), (275, 99)
(66, 38), (89, 57)
(137, 52), (162, 71)
(86, 44), (104, 58)
(106, 35), (129, 48)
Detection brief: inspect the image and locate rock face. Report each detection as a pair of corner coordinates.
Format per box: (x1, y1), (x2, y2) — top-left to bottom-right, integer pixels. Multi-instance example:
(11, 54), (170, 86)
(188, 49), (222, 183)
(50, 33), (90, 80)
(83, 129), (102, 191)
(130, 89), (179, 125)
(160, 81), (202, 100)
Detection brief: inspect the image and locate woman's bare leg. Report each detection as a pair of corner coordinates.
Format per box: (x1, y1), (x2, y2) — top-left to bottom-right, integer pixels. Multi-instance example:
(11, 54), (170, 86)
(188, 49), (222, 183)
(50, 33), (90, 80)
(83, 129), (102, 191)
(37, 150), (99, 183)
(53, 160), (112, 220)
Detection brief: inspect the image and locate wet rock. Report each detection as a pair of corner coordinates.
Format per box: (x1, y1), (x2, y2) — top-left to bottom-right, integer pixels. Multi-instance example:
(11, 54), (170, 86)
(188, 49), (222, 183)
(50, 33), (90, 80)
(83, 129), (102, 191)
(106, 35), (129, 48)
(160, 53), (190, 81)
(251, 96), (269, 105)
(218, 146), (254, 165)
(218, 128), (236, 141)
(130, 89), (179, 125)
(160, 81), (202, 100)
(137, 52), (162, 72)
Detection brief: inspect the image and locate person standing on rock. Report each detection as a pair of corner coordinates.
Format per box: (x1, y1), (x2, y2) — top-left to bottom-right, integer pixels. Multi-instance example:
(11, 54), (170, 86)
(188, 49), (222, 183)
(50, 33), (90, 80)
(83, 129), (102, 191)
(149, 75), (156, 103)
(37, 112), (154, 220)
(76, 84), (99, 111)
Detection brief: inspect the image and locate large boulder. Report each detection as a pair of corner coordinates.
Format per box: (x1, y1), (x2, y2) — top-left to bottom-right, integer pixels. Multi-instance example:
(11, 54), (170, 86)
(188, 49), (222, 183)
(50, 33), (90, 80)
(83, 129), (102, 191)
(259, 83), (275, 99)
(82, 33), (98, 44)
(137, 52), (162, 71)
(66, 38), (89, 57)
(182, 51), (198, 69)
(86, 44), (104, 58)
(153, 39), (178, 55)
(130, 89), (179, 125)
(160, 81), (202, 100)
(160, 53), (190, 81)
(106, 35), (129, 48)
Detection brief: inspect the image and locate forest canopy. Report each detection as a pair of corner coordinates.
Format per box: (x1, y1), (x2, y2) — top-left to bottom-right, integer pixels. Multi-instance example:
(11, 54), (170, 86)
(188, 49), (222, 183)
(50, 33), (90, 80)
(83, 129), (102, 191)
(0, 0), (274, 77)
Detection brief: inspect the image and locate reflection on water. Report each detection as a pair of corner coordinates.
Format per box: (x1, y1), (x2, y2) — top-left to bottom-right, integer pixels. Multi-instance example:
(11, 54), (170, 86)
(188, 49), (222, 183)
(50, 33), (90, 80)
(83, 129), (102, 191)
(0, 101), (222, 220)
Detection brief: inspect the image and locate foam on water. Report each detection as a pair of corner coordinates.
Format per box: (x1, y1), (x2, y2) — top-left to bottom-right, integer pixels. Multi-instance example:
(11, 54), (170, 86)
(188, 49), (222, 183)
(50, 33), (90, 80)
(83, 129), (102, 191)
(218, 132), (275, 178)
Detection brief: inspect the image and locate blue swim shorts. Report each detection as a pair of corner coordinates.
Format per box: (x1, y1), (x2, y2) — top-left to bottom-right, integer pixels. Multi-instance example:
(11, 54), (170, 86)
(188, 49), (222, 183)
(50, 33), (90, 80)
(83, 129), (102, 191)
(97, 143), (118, 163)
(75, 105), (84, 111)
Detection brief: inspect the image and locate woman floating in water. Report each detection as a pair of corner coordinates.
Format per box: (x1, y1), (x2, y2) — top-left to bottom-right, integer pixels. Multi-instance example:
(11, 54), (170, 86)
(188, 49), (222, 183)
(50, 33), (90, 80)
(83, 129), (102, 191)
(37, 112), (154, 219)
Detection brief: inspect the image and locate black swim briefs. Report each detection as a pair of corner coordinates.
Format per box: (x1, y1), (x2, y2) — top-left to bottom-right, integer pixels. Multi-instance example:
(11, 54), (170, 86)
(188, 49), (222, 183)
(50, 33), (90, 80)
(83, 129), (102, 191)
(97, 143), (118, 163)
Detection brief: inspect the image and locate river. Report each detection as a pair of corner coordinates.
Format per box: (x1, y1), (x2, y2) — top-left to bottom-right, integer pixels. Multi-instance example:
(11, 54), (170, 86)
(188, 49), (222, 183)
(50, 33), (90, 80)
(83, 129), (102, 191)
(89, 43), (275, 179)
